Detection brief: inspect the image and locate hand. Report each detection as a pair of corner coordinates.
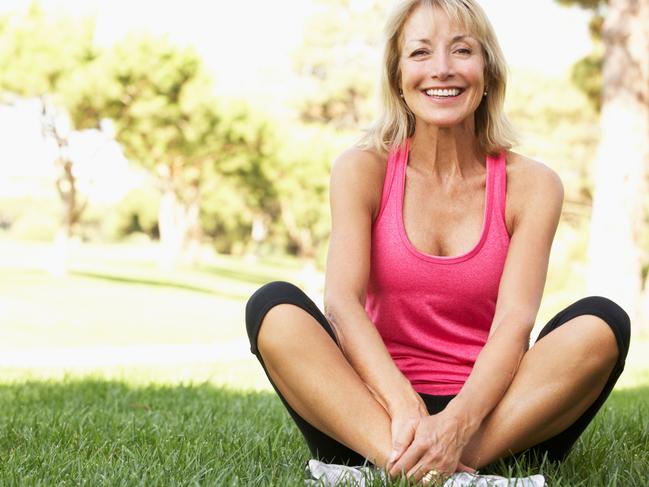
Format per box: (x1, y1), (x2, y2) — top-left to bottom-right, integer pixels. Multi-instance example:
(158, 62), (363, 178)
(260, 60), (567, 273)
(388, 412), (476, 483)
(385, 397), (428, 471)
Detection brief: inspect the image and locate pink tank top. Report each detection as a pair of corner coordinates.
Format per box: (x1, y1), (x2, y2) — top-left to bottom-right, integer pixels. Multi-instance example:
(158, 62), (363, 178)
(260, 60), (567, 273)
(364, 139), (511, 395)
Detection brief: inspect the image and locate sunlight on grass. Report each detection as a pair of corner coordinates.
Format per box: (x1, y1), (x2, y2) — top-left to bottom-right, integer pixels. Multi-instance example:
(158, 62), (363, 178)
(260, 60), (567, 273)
(2, 238), (648, 395)
(1, 239), (648, 485)
(0, 359), (271, 390)
(0, 239), (318, 348)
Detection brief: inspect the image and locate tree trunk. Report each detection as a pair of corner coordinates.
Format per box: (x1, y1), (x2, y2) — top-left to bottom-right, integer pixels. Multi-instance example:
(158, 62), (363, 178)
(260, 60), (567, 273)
(586, 0), (649, 332)
(244, 213), (269, 262)
(158, 187), (188, 271)
(641, 273), (649, 337)
(41, 98), (86, 276)
(181, 198), (202, 265)
(279, 199), (315, 259)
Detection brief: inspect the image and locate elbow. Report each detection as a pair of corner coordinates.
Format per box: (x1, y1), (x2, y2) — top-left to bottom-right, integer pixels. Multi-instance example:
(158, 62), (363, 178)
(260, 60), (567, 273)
(491, 312), (535, 345)
(324, 289), (363, 317)
(323, 293), (363, 349)
(323, 295), (347, 343)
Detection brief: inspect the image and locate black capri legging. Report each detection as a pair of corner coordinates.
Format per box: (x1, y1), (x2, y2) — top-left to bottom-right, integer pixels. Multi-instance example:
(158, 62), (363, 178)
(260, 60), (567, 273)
(245, 281), (631, 466)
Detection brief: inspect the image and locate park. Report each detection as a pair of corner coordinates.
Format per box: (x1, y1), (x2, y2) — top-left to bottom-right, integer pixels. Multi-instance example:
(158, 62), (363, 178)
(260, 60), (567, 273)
(0, 0), (648, 485)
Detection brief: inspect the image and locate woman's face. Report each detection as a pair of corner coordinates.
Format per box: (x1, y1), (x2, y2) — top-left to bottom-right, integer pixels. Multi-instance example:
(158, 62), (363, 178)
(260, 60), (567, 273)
(399, 6), (486, 131)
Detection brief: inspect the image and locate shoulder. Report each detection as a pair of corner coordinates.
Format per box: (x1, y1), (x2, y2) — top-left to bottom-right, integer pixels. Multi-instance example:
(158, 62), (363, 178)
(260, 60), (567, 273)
(505, 151), (564, 232)
(331, 147), (388, 220)
(332, 146), (387, 180)
(505, 151), (563, 194)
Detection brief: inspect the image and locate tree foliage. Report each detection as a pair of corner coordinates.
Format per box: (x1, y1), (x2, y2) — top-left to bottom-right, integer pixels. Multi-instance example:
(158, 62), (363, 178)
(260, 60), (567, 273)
(0, 5), (97, 267)
(293, 0), (388, 129)
(62, 35), (221, 180)
(556, 0), (607, 9)
(554, 0), (609, 110)
(0, 4), (96, 97)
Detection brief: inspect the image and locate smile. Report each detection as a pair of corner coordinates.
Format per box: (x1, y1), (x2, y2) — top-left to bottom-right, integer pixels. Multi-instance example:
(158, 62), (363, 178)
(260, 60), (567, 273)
(424, 88), (463, 98)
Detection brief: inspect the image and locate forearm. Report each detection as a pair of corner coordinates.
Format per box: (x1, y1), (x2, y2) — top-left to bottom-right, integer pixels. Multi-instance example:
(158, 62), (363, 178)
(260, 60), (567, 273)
(325, 297), (424, 414)
(444, 322), (531, 436)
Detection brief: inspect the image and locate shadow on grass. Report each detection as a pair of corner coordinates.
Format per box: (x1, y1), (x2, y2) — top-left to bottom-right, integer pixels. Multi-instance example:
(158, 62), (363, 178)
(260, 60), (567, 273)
(195, 262), (296, 288)
(71, 270), (248, 301)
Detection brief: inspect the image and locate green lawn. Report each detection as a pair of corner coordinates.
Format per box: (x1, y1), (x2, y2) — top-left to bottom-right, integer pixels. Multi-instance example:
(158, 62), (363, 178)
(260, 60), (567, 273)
(0, 240), (308, 348)
(1, 239), (648, 485)
(0, 379), (646, 486)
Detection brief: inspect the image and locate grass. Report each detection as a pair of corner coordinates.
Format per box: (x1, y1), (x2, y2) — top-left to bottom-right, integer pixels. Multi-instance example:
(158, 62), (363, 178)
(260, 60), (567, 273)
(0, 380), (646, 486)
(1, 238), (648, 485)
(0, 239), (309, 347)
(0, 380), (305, 486)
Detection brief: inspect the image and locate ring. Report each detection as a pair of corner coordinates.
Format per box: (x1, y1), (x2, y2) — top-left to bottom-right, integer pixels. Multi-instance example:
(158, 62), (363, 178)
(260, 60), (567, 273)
(422, 469), (442, 484)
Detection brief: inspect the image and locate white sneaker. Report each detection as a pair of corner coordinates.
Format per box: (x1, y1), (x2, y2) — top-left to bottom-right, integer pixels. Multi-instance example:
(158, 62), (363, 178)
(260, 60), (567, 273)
(304, 459), (386, 486)
(304, 459), (546, 486)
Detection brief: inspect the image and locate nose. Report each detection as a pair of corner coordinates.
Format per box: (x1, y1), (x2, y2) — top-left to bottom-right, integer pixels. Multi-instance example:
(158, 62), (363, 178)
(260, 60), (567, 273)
(429, 50), (453, 80)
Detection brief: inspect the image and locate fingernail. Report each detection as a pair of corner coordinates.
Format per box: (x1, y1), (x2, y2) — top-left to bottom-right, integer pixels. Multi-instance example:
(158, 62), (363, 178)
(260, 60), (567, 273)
(388, 450), (397, 463)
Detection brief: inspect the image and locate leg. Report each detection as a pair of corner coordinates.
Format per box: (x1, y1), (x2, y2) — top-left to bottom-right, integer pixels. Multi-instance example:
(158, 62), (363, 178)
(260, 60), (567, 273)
(461, 296), (630, 468)
(245, 281), (393, 466)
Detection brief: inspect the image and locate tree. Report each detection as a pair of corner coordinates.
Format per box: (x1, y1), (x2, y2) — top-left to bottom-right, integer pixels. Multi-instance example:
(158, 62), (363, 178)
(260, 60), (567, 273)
(0, 4), (98, 273)
(62, 34), (230, 268)
(293, 0), (388, 129)
(270, 123), (338, 262)
(0, 4), (96, 96)
(202, 106), (336, 263)
(557, 0), (649, 331)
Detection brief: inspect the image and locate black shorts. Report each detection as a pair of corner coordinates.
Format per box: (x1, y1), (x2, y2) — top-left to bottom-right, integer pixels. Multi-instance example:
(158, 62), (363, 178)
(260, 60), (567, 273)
(245, 281), (631, 466)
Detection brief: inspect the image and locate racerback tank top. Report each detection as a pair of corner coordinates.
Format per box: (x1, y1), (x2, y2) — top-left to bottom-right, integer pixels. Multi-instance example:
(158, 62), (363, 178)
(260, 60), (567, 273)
(364, 139), (511, 395)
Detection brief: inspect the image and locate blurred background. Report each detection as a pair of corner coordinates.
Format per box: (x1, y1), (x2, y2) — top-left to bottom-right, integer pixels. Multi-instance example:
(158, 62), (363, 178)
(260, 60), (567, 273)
(0, 0), (647, 389)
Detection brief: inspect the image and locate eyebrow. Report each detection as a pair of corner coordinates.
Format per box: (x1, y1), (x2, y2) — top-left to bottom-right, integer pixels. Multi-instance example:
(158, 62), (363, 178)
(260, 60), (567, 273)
(405, 34), (475, 46)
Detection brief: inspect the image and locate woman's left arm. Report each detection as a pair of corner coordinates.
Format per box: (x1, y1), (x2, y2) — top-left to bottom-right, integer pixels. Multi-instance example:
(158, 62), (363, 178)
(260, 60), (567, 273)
(445, 160), (564, 440)
(389, 159), (564, 479)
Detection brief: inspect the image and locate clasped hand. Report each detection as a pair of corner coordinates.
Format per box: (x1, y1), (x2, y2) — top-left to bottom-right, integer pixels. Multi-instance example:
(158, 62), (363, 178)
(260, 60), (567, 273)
(386, 410), (475, 484)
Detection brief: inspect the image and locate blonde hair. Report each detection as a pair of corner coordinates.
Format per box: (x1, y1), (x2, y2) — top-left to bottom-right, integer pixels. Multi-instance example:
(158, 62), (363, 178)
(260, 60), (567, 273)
(358, 0), (517, 156)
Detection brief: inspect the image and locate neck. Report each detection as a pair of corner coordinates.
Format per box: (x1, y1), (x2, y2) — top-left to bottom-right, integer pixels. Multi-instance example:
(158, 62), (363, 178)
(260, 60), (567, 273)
(409, 122), (483, 180)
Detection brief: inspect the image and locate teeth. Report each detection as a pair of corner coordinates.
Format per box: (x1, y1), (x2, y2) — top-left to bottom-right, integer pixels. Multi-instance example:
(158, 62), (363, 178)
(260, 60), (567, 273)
(425, 88), (461, 97)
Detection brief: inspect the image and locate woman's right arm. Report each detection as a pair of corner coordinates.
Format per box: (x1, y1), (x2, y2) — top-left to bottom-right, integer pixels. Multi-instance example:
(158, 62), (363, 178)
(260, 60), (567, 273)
(324, 148), (427, 451)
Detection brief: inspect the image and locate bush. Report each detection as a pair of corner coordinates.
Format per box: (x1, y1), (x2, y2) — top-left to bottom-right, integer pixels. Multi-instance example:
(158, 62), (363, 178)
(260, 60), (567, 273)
(9, 206), (59, 241)
(102, 187), (160, 241)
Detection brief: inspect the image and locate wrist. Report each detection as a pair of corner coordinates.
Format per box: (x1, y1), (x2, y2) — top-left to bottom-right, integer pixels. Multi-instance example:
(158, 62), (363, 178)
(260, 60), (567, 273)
(386, 384), (426, 417)
(440, 401), (481, 439)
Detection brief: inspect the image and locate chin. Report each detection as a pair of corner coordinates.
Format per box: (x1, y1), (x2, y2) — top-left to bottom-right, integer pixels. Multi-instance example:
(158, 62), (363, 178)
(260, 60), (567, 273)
(420, 119), (466, 130)
(415, 113), (474, 131)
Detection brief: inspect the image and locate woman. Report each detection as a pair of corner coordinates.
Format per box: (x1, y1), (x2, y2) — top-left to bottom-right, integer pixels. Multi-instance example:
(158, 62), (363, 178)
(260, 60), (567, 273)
(245, 0), (630, 483)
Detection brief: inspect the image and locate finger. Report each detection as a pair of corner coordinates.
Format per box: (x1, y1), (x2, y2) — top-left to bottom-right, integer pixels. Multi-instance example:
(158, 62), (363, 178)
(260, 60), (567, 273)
(387, 447), (403, 469)
(406, 460), (431, 480)
(407, 458), (448, 482)
(388, 437), (407, 465)
(408, 453), (456, 482)
(456, 462), (476, 474)
(416, 464), (446, 485)
(388, 443), (423, 478)
(386, 446), (404, 471)
(388, 423), (415, 467)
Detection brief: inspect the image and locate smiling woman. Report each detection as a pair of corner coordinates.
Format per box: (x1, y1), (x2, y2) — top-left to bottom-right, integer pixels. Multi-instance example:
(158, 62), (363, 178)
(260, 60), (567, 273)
(359, 0), (516, 155)
(244, 0), (631, 485)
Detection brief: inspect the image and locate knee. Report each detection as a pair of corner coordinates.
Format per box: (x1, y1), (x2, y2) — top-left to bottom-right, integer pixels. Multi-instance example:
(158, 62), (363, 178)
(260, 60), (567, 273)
(578, 296), (630, 354)
(245, 281), (309, 356)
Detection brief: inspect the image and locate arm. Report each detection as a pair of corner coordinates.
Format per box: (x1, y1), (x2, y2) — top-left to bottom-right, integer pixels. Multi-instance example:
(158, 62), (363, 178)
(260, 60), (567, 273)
(389, 157), (564, 478)
(444, 159), (564, 437)
(324, 148), (427, 419)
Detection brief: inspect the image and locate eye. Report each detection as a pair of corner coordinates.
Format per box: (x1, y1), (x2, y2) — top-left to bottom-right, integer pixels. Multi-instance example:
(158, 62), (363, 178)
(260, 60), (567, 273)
(454, 47), (472, 55)
(410, 49), (428, 57)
